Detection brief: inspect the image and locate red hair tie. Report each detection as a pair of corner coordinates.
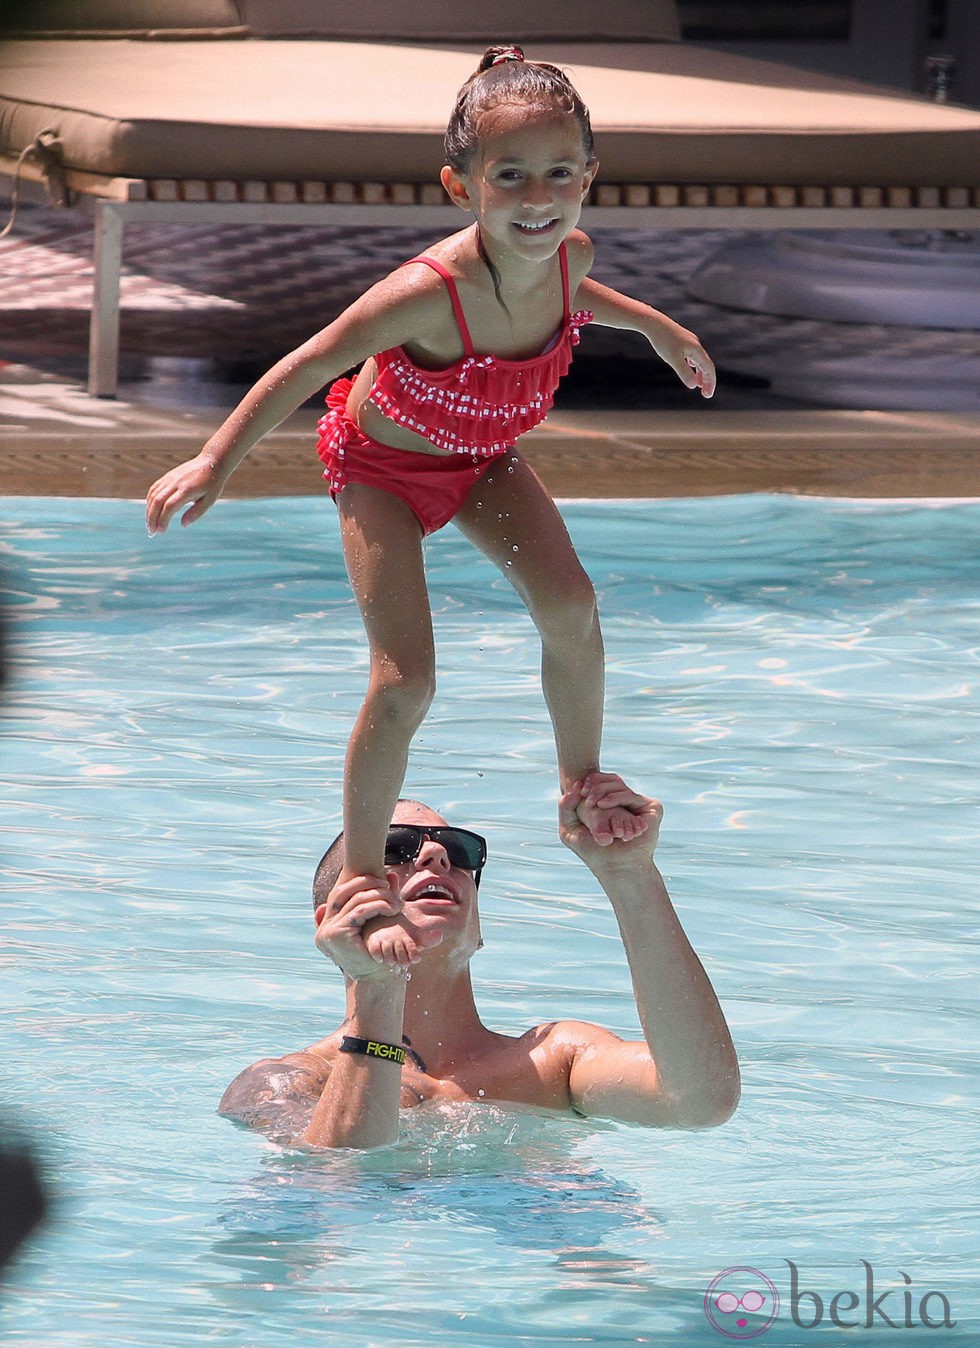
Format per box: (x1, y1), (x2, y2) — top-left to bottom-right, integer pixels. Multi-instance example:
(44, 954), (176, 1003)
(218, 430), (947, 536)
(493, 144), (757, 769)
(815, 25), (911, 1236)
(491, 47), (525, 66)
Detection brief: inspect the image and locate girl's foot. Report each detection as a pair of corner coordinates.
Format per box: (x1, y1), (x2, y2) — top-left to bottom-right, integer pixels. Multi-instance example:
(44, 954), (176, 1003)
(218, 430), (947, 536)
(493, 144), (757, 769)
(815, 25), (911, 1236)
(574, 772), (650, 846)
(362, 913), (431, 969)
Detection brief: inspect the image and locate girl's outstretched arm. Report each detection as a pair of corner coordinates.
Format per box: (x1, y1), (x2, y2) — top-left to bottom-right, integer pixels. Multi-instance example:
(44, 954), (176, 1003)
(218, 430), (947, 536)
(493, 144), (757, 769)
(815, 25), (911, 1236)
(145, 273), (451, 533)
(576, 275), (717, 399)
(145, 337), (341, 533)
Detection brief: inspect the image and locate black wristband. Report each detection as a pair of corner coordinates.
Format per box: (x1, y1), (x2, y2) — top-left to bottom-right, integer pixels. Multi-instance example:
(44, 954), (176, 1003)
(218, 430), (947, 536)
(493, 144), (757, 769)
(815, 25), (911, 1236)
(339, 1035), (406, 1067)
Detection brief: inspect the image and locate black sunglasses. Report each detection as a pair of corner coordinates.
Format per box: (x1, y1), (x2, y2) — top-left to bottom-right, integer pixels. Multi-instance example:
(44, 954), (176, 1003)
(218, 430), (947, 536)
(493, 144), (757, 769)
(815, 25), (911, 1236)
(384, 825), (487, 877)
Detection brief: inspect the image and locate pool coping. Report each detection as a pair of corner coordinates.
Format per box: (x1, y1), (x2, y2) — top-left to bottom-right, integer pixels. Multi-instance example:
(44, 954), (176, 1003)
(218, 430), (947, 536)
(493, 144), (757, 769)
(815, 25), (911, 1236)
(3, 400), (979, 500)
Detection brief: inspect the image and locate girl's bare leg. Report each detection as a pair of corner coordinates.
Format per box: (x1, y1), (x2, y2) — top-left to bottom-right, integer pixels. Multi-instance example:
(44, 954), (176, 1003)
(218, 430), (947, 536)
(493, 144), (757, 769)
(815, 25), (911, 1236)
(336, 484), (439, 961)
(454, 452), (646, 844)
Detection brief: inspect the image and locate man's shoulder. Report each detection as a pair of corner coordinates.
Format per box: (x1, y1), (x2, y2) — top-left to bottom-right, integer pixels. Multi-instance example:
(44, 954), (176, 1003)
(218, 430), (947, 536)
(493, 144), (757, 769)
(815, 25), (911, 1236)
(473, 1020), (630, 1113)
(517, 1018), (627, 1078)
(218, 1049), (329, 1127)
(527, 1019), (625, 1051)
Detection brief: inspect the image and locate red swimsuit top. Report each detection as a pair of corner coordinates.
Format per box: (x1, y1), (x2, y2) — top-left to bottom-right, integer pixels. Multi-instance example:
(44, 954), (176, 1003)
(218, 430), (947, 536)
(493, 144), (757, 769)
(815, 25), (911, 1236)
(366, 242), (593, 458)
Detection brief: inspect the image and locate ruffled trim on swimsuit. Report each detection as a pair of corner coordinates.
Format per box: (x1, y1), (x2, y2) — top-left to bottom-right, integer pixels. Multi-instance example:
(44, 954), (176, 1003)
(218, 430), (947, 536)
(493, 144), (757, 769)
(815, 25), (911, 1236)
(316, 376), (355, 494)
(366, 309), (593, 457)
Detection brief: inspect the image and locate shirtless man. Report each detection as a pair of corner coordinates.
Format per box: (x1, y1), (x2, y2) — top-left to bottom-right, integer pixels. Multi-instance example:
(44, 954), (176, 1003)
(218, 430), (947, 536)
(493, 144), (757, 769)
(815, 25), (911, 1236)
(220, 776), (740, 1149)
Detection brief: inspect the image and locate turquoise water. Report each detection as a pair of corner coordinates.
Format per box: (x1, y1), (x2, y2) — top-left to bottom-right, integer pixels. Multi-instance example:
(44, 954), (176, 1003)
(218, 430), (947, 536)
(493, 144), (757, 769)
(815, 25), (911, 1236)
(1, 494), (977, 1345)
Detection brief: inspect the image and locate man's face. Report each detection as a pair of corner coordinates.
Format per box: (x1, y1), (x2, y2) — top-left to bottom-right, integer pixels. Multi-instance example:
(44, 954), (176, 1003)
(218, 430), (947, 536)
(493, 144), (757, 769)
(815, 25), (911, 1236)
(386, 802), (483, 959)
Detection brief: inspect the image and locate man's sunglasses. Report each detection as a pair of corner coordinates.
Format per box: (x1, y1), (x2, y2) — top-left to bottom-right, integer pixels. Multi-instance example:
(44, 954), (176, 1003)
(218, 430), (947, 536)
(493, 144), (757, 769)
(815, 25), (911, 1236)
(384, 825), (487, 879)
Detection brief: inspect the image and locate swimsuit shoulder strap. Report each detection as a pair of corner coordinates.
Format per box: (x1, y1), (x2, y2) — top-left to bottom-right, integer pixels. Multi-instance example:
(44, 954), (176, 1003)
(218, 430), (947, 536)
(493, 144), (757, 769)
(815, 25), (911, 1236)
(558, 241), (571, 323)
(400, 256), (475, 356)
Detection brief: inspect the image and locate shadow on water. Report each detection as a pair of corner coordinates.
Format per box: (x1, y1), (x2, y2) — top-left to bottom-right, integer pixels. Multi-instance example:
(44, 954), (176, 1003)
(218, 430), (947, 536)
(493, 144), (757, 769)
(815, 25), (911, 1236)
(200, 1104), (740, 1341)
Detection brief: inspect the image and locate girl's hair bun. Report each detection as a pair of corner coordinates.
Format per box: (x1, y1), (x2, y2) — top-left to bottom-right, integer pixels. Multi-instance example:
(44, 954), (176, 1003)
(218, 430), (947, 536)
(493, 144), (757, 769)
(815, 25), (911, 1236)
(446, 45), (595, 172)
(478, 45), (525, 73)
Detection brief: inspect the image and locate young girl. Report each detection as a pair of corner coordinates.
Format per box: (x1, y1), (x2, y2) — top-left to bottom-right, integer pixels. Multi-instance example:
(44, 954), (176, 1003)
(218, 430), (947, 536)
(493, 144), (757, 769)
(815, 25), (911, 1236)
(146, 46), (715, 963)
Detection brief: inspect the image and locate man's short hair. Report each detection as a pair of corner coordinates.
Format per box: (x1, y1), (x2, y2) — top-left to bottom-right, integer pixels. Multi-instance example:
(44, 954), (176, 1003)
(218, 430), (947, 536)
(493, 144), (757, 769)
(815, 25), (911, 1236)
(312, 834), (345, 911)
(311, 799), (430, 910)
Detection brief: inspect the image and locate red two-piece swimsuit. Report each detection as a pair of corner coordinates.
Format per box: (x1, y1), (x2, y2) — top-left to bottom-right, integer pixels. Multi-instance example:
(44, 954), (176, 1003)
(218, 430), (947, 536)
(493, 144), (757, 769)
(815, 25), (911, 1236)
(316, 241), (593, 535)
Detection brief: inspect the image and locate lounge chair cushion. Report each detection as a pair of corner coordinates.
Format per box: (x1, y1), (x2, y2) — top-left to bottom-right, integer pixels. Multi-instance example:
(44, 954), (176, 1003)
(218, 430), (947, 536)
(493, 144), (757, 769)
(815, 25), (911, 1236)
(0, 0), (681, 42)
(1, 37), (978, 188)
(240, 0), (681, 42)
(0, 0), (245, 38)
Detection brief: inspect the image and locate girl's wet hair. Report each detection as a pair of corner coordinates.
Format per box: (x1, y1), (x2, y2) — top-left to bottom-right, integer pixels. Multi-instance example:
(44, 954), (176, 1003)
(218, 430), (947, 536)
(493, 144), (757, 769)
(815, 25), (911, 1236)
(445, 44), (596, 172)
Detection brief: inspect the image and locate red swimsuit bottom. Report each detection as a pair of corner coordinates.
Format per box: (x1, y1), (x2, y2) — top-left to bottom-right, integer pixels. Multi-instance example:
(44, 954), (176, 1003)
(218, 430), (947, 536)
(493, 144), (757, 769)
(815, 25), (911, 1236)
(316, 378), (510, 537)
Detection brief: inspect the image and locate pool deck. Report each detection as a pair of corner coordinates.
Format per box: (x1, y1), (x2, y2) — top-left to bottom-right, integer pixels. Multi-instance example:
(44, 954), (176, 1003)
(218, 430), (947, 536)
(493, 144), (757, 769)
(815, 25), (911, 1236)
(2, 366), (978, 499)
(1, 203), (978, 500)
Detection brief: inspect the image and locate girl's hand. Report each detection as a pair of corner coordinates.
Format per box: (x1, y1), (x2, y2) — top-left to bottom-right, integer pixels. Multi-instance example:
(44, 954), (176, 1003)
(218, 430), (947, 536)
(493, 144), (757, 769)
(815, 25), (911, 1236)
(653, 323), (717, 399)
(146, 452), (225, 534)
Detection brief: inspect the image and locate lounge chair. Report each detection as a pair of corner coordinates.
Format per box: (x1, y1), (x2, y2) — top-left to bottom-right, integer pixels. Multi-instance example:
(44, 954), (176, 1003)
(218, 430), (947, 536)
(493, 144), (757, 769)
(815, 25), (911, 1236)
(2, 0), (978, 395)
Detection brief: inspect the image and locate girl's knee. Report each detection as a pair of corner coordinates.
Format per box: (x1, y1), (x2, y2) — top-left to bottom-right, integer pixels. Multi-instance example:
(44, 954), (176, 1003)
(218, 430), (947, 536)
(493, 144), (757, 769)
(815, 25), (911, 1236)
(532, 569), (598, 646)
(366, 661), (436, 729)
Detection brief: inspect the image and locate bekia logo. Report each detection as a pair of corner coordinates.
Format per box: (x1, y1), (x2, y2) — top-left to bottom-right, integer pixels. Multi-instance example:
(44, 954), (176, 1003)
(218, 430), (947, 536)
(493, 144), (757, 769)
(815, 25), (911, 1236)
(705, 1262), (956, 1337)
(704, 1267), (780, 1339)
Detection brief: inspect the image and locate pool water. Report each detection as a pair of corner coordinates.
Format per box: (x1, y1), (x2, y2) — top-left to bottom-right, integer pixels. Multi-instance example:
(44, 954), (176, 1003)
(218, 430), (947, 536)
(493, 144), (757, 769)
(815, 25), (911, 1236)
(1, 494), (977, 1346)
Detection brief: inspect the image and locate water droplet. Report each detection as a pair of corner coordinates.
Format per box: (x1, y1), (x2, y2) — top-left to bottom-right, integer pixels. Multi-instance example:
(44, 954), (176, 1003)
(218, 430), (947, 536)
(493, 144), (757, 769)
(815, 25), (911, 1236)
(477, 770), (484, 777)
(478, 1089), (485, 1097)
(511, 545), (519, 552)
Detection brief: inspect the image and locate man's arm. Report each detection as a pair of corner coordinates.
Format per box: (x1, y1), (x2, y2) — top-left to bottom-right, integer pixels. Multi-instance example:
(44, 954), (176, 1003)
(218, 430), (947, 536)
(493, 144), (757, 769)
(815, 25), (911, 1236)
(299, 872), (413, 1150)
(558, 777), (740, 1128)
(300, 978), (408, 1150)
(223, 873), (438, 1150)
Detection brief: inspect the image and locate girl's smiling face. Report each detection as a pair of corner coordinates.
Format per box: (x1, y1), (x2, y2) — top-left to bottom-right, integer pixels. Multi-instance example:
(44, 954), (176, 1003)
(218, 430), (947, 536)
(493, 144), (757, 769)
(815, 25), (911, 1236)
(442, 105), (597, 261)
